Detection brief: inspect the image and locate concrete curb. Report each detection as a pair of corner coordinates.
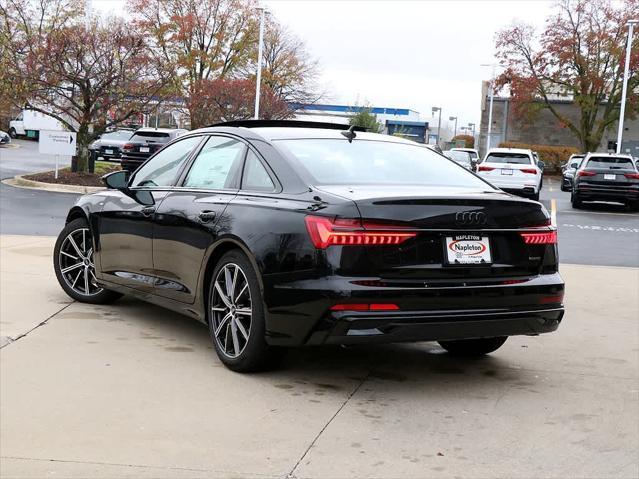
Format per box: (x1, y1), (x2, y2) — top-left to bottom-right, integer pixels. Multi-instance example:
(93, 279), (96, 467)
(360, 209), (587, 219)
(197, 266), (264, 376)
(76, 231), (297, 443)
(2, 174), (105, 194)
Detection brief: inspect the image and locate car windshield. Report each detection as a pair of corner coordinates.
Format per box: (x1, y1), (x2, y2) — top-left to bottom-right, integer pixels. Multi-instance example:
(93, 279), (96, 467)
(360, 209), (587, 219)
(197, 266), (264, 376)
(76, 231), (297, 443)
(102, 130), (132, 141)
(484, 153), (531, 165)
(130, 131), (171, 143)
(444, 150), (472, 164)
(586, 156), (635, 170)
(274, 139), (490, 188)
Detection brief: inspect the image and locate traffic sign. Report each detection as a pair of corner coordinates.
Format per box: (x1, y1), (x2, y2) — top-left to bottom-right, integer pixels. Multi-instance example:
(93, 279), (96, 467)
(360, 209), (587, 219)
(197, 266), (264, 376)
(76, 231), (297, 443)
(38, 130), (77, 156)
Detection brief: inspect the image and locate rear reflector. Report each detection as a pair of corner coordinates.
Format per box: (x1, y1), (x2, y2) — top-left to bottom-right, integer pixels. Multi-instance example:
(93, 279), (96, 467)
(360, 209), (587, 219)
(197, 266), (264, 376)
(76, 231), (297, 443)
(624, 172), (639, 179)
(577, 170), (596, 177)
(520, 168), (537, 174)
(539, 293), (564, 304)
(330, 303), (400, 312)
(305, 215), (416, 249)
(478, 165), (495, 172)
(520, 231), (557, 244)
(123, 143), (134, 150)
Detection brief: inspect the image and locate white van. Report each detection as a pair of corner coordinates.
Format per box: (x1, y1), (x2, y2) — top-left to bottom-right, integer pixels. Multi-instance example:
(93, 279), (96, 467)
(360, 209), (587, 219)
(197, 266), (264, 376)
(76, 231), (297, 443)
(9, 109), (65, 139)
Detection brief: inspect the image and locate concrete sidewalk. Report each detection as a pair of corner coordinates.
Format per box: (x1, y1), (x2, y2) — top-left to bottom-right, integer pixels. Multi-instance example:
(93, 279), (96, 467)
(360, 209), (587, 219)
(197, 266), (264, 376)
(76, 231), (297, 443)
(1, 236), (638, 478)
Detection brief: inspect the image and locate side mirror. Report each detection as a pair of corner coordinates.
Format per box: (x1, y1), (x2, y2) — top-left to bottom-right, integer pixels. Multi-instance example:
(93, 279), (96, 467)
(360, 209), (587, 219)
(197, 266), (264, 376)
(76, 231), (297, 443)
(102, 170), (129, 190)
(537, 160), (545, 169)
(471, 159), (478, 170)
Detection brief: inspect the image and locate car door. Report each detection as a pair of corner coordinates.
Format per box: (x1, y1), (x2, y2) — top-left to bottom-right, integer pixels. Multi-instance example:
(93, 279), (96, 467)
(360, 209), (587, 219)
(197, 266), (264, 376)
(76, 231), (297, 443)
(95, 135), (204, 292)
(151, 135), (247, 303)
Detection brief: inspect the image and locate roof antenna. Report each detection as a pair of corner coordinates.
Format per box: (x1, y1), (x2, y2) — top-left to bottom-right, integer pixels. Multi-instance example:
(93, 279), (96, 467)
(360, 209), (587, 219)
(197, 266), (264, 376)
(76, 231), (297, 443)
(341, 125), (357, 143)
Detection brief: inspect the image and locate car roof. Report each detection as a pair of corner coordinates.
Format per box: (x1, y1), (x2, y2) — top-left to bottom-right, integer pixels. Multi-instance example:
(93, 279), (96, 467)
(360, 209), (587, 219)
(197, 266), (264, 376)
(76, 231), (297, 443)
(134, 127), (185, 133)
(486, 147), (532, 155)
(451, 148), (478, 152)
(584, 152), (634, 160)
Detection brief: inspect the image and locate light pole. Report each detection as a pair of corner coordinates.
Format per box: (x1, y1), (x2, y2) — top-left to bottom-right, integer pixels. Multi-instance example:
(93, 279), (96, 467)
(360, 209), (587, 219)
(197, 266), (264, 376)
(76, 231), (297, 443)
(616, 20), (637, 154)
(468, 122), (476, 148)
(254, 7), (267, 119)
(449, 116), (458, 138)
(432, 107), (442, 145)
(481, 63), (497, 151)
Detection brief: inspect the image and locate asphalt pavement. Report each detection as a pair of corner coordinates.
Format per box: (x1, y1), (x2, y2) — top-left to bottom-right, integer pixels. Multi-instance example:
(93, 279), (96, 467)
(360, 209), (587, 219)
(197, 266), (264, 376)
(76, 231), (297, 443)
(0, 140), (637, 266)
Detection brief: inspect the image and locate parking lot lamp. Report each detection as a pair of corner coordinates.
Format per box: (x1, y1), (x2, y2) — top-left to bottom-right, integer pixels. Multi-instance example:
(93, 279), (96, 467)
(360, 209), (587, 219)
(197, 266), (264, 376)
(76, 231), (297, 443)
(468, 122), (476, 146)
(432, 107), (442, 145)
(254, 7), (267, 119)
(449, 116), (458, 138)
(616, 20), (638, 154)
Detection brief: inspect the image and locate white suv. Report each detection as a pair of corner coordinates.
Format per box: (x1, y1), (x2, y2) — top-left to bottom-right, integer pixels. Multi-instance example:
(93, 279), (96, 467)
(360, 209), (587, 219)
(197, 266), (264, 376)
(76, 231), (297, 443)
(477, 148), (542, 201)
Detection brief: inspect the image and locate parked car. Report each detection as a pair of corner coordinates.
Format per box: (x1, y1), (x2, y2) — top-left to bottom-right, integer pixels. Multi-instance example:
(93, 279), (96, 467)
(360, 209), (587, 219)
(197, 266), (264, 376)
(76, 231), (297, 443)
(571, 153), (639, 210)
(53, 120), (564, 372)
(89, 129), (135, 161)
(443, 149), (475, 170)
(0, 130), (11, 145)
(561, 154), (585, 191)
(477, 148), (543, 201)
(451, 147), (479, 161)
(120, 127), (187, 172)
(9, 108), (65, 139)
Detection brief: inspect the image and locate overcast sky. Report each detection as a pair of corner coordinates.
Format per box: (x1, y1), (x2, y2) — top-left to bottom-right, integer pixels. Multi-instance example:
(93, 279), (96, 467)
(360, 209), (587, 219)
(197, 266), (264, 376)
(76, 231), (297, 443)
(93, 0), (554, 130)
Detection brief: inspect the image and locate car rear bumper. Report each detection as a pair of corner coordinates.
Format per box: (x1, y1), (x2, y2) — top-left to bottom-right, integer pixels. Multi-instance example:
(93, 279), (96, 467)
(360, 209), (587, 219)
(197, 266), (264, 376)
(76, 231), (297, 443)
(264, 272), (564, 346)
(486, 178), (540, 194)
(575, 185), (639, 202)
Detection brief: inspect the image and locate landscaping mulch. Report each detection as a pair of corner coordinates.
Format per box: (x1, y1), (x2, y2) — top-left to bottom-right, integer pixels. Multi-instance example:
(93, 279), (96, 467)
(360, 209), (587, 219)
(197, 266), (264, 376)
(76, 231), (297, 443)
(23, 164), (120, 187)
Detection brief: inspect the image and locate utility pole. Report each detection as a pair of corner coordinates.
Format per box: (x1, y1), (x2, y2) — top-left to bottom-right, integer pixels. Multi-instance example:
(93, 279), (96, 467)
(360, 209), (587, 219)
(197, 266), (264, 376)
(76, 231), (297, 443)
(468, 122), (476, 147)
(481, 63), (497, 151)
(449, 116), (458, 138)
(254, 7), (266, 120)
(432, 107), (442, 146)
(616, 20), (637, 154)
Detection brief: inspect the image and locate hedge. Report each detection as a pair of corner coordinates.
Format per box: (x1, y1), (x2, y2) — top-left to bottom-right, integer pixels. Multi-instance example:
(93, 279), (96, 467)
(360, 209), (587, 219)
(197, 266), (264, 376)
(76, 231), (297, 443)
(498, 142), (580, 173)
(452, 134), (474, 148)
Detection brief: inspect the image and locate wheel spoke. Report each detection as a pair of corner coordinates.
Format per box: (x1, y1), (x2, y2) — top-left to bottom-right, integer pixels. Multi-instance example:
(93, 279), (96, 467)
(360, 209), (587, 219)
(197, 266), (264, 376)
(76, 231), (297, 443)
(84, 267), (90, 294)
(214, 312), (232, 337)
(235, 308), (251, 316)
(81, 229), (86, 254)
(224, 265), (237, 301)
(211, 306), (226, 312)
(234, 317), (249, 340)
(71, 270), (82, 288)
(61, 262), (84, 274)
(67, 235), (84, 257)
(214, 281), (233, 308)
(61, 251), (78, 260)
(234, 283), (248, 303)
(230, 320), (240, 356)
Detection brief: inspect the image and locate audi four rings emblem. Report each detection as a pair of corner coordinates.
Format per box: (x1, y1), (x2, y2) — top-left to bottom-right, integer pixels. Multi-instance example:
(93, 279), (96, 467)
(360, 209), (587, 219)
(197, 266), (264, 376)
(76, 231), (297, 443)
(455, 211), (487, 226)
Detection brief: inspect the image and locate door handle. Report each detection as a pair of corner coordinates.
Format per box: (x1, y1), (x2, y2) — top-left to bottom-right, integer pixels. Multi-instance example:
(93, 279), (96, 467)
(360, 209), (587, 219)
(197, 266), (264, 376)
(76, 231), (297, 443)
(198, 210), (216, 222)
(141, 206), (156, 216)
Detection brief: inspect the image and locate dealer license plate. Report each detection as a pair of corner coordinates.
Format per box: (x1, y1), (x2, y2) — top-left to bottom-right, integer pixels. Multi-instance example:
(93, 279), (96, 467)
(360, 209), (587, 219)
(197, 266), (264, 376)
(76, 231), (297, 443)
(139, 146), (150, 153)
(501, 169), (513, 175)
(105, 149), (113, 155)
(604, 174), (616, 180)
(445, 235), (492, 264)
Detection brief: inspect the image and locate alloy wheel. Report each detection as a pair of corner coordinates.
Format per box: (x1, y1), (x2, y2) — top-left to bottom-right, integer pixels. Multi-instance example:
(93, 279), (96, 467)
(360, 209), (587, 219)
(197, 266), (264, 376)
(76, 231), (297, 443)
(211, 263), (252, 358)
(58, 227), (102, 296)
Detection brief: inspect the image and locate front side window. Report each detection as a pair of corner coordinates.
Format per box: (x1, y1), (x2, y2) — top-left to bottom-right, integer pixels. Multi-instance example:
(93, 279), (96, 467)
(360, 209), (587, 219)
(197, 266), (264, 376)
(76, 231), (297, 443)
(242, 151), (275, 191)
(183, 136), (246, 190)
(275, 139), (490, 188)
(131, 136), (202, 187)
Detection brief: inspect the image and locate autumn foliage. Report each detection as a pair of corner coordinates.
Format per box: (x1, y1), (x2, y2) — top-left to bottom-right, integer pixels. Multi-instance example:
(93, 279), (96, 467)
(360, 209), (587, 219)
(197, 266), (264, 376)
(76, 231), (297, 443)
(495, 0), (639, 152)
(452, 134), (474, 148)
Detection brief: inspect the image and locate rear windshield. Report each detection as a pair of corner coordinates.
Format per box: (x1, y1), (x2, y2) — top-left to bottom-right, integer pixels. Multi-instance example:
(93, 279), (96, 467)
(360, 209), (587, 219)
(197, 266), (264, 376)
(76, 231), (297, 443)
(102, 130), (132, 140)
(586, 156), (635, 170)
(130, 131), (171, 142)
(274, 139), (491, 188)
(444, 150), (471, 163)
(484, 153), (532, 165)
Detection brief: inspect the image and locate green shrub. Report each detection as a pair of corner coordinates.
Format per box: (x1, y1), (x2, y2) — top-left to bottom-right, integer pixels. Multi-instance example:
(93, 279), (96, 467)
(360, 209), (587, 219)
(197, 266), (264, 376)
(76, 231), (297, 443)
(498, 142), (580, 173)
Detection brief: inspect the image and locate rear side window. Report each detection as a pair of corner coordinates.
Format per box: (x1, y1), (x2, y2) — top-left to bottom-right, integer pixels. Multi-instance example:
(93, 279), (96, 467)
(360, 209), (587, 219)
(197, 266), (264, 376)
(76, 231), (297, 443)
(484, 153), (532, 165)
(274, 139), (490, 188)
(242, 151), (275, 191)
(183, 136), (246, 190)
(586, 156), (635, 169)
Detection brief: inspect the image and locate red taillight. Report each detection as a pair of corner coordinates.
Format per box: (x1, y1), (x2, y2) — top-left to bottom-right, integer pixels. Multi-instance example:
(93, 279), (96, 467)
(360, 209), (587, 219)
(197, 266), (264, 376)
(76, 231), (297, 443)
(577, 170), (596, 177)
(304, 216), (416, 249)
(624, 172), (639, 179)
(520, 231), (557, 244)
(123, 143), (134, 150)
(520, 168), (537, 174)
(330, 303), (399, 311)
(478, 165), (495, 172)
(539, 293), (564, 304)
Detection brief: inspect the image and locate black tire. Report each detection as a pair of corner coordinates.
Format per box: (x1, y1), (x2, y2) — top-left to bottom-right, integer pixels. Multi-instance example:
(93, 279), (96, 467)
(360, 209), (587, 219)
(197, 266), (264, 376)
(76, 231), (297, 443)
(560, 184), (569, 192)
(571, 193), (582, 209)
(53, 218), (122, 304)
(530, 191), (540, 201)
(8, 128), (17, 139)
(438, 336), (508, 356)
(207, 250), (284, 372)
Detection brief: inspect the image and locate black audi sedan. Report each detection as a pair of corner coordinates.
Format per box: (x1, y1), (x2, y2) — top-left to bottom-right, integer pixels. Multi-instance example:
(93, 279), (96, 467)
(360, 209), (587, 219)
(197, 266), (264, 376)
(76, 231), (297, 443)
(53, 121), (564, 372)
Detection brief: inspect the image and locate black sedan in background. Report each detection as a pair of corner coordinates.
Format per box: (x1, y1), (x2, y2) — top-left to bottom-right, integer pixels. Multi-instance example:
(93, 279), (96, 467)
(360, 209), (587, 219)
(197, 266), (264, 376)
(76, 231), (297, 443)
(53, 121), (564, 372)
(572, 153), (639, 210)
(120, 127), (187, 172)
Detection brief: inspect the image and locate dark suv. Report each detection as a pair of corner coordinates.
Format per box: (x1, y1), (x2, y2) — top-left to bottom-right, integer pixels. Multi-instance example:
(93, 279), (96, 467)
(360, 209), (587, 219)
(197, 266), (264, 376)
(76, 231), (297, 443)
(121, 128), (187, 172)
(572, 153), (639, 210)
